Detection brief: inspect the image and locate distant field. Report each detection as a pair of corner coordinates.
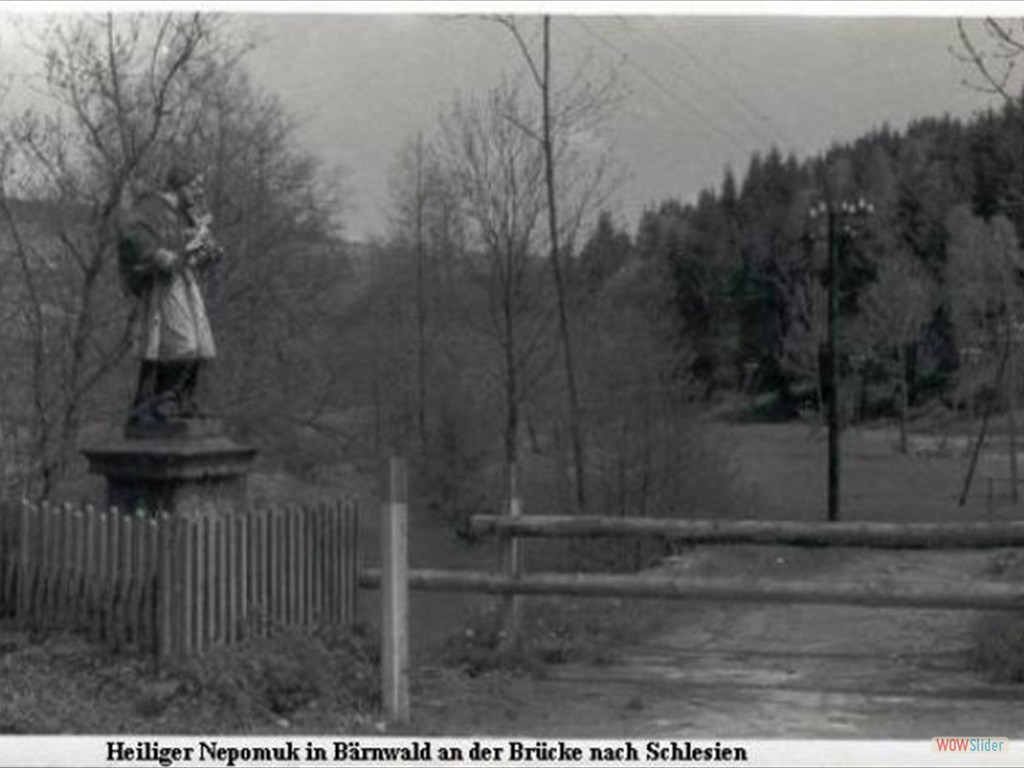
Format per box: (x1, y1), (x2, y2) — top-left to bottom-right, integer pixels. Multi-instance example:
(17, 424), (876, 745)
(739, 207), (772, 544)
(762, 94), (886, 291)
(716, 419), (1023, 523)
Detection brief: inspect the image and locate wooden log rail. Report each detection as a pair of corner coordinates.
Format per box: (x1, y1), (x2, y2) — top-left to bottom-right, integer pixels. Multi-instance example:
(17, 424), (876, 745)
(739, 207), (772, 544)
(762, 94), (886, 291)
(470, 514), (1024, 549)
(369, 458), (1024, 725)
(357, 567), (1024, 611)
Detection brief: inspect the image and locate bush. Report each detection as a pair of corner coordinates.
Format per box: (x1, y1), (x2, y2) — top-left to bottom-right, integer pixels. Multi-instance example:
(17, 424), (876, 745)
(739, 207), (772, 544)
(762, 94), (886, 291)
(417, 405), (498, 542)
(971, 552), (1024, 684)
(442, 597), (664, 677)
(0, 617), (380, 733)
(168, 623), (380, 724)
(972, 613), (1024, 684)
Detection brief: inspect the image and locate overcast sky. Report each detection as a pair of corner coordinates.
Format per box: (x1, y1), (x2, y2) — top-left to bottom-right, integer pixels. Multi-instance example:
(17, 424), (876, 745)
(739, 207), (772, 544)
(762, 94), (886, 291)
(238, 10), (1005, 241)
(0, 5), (1014, 241)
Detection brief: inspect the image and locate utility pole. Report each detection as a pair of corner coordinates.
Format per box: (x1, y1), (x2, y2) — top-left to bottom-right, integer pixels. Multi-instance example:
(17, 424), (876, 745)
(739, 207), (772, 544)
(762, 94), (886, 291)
(826, 205), (840, 522)
(809, 198), (873, 522)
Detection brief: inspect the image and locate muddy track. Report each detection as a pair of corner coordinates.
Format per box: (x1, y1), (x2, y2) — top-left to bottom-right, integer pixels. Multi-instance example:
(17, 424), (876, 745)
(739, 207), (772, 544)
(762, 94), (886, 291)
(410, 546), (1024, 737)
(540, 547), (1024, 737)
(406, 423), (1024, 737)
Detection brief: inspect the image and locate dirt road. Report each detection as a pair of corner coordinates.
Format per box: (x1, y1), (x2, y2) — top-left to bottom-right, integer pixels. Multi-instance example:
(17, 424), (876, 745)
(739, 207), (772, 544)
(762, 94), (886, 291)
(410, 545), (1024, 737)
(407, 422), (1024, 737)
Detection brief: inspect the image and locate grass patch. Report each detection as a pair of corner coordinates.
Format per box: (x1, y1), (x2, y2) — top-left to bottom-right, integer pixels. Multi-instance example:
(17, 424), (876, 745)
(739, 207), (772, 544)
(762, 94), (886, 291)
(972, 552), (1024, 684)
(0, 621), (380, 733)
(163, 624), (381, 730)
(441, 596), (668, 678)
(972, 613), (1024, 684)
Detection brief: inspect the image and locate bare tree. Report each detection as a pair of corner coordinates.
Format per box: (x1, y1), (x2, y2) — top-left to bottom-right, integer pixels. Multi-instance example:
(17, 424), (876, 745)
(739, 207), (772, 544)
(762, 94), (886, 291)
(386, 133), (449, 453)
(0, 13), (229, 496)
(180, 66), (348, 444)
(0, 13), (345, 495)
(779, 265), (828, 422)
(947, 205), (1024, 502)
(438, 82), (556, 475)
(853, 250), (936, 453)
(492, 14), (621, 513)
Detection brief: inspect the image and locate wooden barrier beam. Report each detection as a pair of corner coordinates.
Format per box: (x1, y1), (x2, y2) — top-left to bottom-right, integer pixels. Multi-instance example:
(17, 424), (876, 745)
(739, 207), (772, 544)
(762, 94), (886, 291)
(470, 515), (1024, 549)
(357, 567), (1024, 611)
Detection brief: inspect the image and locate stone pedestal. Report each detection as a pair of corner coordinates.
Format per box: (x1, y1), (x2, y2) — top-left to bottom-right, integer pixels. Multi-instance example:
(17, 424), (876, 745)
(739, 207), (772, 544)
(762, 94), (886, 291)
(82, 419), (257, 515)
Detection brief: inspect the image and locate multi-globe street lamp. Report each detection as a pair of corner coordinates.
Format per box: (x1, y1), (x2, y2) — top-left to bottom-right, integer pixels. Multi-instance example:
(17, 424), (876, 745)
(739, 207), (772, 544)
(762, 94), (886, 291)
(807, 197), (874, 522)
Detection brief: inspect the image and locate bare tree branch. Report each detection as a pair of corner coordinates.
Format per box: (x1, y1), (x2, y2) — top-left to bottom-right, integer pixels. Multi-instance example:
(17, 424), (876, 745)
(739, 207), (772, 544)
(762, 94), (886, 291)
(493, 16), (544, 91)
(956, 17), (1018, 103)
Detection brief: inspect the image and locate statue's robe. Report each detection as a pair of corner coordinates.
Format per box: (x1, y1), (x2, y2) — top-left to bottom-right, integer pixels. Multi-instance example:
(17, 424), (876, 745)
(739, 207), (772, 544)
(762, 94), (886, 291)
(117, 191), (216, 362)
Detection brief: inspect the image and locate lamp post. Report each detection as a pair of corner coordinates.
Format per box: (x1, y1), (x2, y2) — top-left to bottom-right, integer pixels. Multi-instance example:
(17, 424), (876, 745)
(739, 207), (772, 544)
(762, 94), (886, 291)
(808, 197), (873, 522)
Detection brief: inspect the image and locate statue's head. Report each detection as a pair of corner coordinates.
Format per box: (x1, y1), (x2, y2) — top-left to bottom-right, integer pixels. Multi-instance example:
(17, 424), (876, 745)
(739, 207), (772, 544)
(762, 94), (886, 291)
(165, 164), (205, 210)
(166, 164), (197, 190)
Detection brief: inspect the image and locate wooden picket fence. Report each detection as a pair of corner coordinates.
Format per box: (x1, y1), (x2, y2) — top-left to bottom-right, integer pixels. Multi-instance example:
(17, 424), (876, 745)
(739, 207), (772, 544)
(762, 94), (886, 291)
(0, 499), (359, 657)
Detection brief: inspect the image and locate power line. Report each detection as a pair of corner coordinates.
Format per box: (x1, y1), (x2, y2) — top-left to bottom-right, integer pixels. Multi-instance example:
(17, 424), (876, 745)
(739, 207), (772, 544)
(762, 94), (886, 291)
(624, 16), (793, 148)
(570, 17), (752, 158)
(558, 19), (731, 156)
(571, 16), (749, 154)
(609, 17), (767, 146)
(615, 16), (793, 151)
(666, 32), (794, 148)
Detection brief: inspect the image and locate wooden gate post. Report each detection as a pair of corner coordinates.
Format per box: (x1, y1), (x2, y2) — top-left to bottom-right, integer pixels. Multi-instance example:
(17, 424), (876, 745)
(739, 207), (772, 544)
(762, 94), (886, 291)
(381, 457), (409, 723)
(502, 461), (523, 645)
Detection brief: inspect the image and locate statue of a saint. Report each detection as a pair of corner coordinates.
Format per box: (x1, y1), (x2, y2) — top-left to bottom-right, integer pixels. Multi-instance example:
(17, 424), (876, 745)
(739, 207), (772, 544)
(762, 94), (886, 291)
(117, 165), (224, 426)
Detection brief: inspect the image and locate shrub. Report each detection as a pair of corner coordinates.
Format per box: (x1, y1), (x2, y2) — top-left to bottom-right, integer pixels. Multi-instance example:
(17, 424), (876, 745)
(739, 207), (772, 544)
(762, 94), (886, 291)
(168, 624), (380, 724)
(972, 613), (1024, 684)
(442, 597), (663, 677)
(417, 405), (497, 542)
(971, 553), (1024, 684)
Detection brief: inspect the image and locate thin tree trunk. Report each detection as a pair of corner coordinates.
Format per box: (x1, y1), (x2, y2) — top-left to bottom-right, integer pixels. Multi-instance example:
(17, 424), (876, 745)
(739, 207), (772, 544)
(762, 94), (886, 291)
(1008, 323), (1018, 503)
(554, 422), (569, 513)
(3, 197), (52, 497)
(503, 246), (519, 472)
(541, 16), (587, 514)
(898, 348), (909, 455)
(414, 134), (428, 453)
(815, 354), (826, 429)
(372, 250), (384, 457)
(960, 335), (1012, 506)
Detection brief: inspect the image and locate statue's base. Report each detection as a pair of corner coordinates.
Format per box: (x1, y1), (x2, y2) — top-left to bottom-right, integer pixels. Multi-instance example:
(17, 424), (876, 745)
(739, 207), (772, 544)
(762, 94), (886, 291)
(82, 419), (257, 515)
(123, 417), (225, 441)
